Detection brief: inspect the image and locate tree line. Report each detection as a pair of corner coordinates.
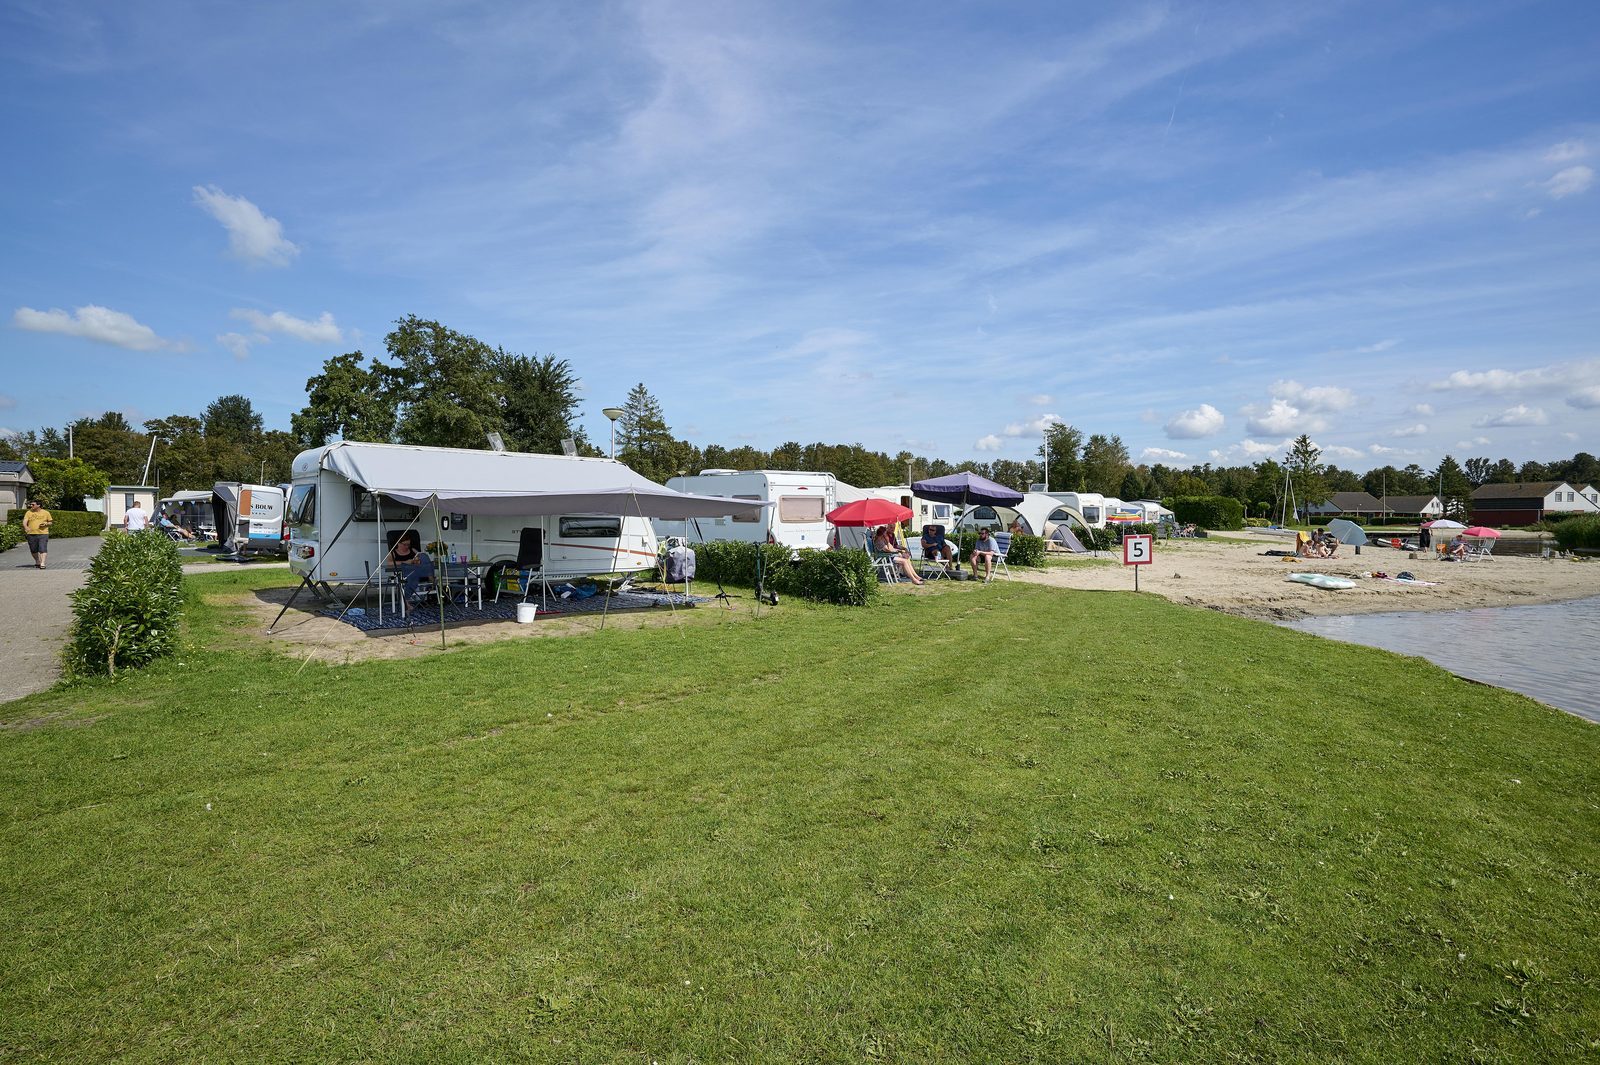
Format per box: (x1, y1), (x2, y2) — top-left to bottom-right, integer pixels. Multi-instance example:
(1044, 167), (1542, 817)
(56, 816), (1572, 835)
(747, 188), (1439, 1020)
(4, 315), (1594, 517)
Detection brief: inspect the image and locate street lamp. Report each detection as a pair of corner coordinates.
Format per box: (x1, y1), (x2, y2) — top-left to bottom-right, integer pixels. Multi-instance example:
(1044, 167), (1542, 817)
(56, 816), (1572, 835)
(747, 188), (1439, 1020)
(602, 406), (625, 459)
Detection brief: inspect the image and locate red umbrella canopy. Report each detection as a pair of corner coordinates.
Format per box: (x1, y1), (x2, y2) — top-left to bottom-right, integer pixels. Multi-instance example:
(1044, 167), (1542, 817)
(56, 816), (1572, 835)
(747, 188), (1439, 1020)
(1460, 526), (1501, 538)
(826, 498), (914, 527)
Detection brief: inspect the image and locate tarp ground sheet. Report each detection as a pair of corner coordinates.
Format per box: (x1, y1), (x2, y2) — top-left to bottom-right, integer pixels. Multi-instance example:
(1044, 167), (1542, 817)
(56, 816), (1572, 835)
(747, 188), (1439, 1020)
(320, 590), (710, 632)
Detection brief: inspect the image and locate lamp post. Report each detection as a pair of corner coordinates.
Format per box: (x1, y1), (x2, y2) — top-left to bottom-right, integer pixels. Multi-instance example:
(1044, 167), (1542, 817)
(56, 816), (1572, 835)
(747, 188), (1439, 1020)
(602, 407), (626, 459)
(1043, 428), (1050, 493)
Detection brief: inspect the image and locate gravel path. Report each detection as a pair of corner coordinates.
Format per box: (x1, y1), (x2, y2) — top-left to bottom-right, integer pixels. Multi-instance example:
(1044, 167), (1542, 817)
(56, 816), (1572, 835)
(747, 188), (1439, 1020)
(0, 535), (103, 703)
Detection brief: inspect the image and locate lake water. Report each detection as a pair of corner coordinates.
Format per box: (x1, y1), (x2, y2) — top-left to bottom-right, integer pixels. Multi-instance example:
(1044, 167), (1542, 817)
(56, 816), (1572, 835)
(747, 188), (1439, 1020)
(1281, 596), (1600, 723)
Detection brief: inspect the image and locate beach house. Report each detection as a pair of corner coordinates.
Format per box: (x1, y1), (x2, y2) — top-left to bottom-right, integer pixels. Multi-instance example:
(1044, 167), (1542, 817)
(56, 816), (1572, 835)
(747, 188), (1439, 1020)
(1304, 491), (1384, 521)
(1469, 481), (1600, 526)
(1378, 494), (1445, 522)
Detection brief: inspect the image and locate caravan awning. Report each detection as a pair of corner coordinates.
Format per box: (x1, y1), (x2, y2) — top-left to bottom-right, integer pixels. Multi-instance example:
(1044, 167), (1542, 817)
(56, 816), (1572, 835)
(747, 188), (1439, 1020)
(319, 442), (771, 520)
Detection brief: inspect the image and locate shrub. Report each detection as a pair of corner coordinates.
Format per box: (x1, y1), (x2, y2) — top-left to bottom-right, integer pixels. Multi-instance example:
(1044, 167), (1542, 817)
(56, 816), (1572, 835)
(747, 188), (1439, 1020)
(1172, 495), (1244, 531)
(0, 521), (21, 553)
(1551, 514), (1600, 551)
(1244, 517), (1270, 527)
(693, 541), (878, 606)
(5, 508), (107, 538)
(952, 531), (1046, 565)
(63, 530), (185, 678)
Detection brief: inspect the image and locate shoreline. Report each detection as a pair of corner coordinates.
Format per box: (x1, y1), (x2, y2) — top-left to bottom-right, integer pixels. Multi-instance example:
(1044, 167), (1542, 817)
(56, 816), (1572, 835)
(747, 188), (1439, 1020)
(1015, 536), (1600, 622)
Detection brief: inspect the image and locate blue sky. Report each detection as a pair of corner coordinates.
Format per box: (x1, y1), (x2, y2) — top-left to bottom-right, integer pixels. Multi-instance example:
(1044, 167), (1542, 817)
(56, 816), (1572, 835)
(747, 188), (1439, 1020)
(3, 0), (1597, 472)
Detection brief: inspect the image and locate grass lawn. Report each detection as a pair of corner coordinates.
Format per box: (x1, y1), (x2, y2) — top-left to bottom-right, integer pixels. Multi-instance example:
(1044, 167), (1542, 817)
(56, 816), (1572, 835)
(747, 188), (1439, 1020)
(3, 571), (1598, 1062)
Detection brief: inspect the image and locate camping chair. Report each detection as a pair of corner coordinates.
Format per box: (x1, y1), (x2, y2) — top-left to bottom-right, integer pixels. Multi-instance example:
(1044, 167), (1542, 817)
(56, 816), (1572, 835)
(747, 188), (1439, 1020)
(988, 531), (1013, 580)
(494, 527), (547, 606)
(918, 524), (952, 579)
(384, 530), (434, 615)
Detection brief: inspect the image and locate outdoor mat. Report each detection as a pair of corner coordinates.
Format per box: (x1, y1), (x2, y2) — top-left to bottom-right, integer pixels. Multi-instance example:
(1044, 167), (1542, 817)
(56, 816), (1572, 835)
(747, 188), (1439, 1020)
(321, 591), (710, 631)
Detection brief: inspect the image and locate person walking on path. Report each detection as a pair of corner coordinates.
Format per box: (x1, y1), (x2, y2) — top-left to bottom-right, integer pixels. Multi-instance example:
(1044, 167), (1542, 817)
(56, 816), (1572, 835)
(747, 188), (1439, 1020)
(22, 500), (52, 569)
(123, 499), (149, 533)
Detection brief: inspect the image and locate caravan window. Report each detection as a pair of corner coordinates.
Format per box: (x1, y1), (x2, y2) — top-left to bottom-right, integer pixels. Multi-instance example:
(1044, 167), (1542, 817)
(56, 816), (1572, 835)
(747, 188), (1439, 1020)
(559, 516), (621, 538)
(1081, 506), (1101, 523)
(778, 495), (825, 523)
(351, 487), (421, 523)
(287, 484), (317, 528)
(730, 494), (761, 523)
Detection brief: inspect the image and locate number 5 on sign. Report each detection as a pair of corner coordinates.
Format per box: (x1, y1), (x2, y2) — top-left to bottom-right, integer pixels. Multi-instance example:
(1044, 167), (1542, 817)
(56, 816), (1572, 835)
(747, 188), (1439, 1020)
(1122, 534), (1153, 591)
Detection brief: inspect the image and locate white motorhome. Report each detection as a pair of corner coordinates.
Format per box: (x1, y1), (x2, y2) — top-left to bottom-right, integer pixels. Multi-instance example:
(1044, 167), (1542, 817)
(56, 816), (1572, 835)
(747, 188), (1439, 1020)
(953, 492), (1091, 538)
(287, 443), (662, 586)
(1129, 499), (1176, 524)
(660, 470), (838, 548)
(212, 482), (287, 556)
(1050, 492), (1108, 529)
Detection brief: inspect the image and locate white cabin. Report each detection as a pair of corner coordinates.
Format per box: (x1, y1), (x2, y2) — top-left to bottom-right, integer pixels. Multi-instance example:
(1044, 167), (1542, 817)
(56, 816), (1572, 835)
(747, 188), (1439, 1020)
(288, 443), (660, 585)
(660, 470), (838, 548)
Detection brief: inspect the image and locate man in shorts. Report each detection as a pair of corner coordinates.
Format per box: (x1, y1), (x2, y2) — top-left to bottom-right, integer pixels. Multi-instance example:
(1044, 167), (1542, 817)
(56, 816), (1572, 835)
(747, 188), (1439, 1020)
(22, 500), (52, 569)
(971, 527), (998, 582)
(123, 499), (149, 532)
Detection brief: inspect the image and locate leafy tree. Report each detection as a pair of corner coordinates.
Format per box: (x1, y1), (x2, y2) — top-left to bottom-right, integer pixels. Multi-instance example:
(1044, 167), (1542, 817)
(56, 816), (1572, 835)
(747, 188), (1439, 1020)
(1284, 435), (1327, 518)
(1464, 457), (1493, 487)
(1039, 424), (1084, 492)
(1488, 458), (1517, 484)
(28, 456), (110, 508)
(1324, 466), (1362, 492)
(1434, 455), (1472, 519)
(67, 414), (147, 484)
(383, 316), (504, 448)
(1119, 468), (1150, 501)
(1519, 460), (1549, 481)
(497, 352), (589, 454)
(1555, 451), (1599, 487)
(1081, 434), (1131, 496)
(293, 352), (396, 447)
(203, 394), (264, 446)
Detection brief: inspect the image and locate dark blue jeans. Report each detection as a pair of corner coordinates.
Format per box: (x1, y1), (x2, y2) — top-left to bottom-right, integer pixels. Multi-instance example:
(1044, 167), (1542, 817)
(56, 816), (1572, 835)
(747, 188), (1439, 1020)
(402, 557), (434, 597)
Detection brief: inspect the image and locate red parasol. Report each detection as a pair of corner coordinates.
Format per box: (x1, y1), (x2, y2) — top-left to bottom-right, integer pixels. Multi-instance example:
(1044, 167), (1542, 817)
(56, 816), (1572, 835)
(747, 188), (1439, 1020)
(826, 498), (914, 527)
(1460, 526), (1501, 539)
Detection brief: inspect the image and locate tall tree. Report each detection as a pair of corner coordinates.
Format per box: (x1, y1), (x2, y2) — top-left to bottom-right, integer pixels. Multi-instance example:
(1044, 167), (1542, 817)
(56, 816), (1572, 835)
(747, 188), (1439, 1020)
(203, 394), (264, 446)
(1249, 458), (1287, 518)
(1284, 435), (1327, 519)
(1081, 434), (1131, 496)
(293, 352), (396, 447)
(1434, 455), (1472, 518)
(1487, 458), (1517, 483)
(27, 456), (110, 508)
(382, 316), (504, 448)
(1464, 456), (1493, 487)
(496, 352), (589, 454)
(1038, 424), (1084, 492)
(616, 383), (677, 482)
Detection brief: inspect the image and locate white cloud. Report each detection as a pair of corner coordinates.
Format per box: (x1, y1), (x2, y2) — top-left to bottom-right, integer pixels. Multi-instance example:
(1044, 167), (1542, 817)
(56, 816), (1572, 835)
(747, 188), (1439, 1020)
(1271, 380), (1356, 412)
(1390, 424), (1428, 438)
(974, 434), (1003, 451)
(1429, 358), (1600, 395)
(1323, 445), (1363, 459)
(1028, 393), (1053, 406)
(13, 304), (168, 351)
(1355, 339), (1399, 354)
(1543, 165), (1594, 200)
(193, 185), (299, 266)
(1569, 386), (1600, 410)
(217, 332), (258, 360)
(1140, 447), (1188, 461)
(1164, 403), (1225, 439)
(1238, 438), (1291, 458)
(1546, 140), (1587, 163)
(1368, 444), (1403, 456)
(229, 309), (342, 343)
(1475, 404), (1548, 428)
(1408, 403), (1433, 416)
(1245, 398), (1324, 436)
(1001, 413), (1060, 437)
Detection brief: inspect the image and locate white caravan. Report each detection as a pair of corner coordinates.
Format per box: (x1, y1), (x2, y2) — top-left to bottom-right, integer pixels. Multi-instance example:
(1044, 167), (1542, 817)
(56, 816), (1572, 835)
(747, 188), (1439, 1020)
(851, 484), (951, 534)
(659, 470), (838, 548)
(1049, 492), (1109, 529)
(288, 443), (663, 586)
(212, 482), (287, 556)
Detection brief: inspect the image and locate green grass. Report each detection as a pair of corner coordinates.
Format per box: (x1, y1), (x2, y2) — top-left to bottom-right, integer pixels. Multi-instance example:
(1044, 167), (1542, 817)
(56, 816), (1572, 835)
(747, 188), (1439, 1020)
(3, 571), (1599, 1062)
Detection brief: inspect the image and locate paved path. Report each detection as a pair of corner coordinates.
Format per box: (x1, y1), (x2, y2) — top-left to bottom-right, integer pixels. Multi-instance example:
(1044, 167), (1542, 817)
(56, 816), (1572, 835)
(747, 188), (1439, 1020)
(0, 535), (103, 703)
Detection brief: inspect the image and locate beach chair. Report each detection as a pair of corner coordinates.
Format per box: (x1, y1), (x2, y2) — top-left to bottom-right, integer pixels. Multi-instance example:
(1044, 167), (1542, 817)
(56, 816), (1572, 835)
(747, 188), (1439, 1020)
(1461, 536), (1496, 561)
(989, 531), (1013, 580)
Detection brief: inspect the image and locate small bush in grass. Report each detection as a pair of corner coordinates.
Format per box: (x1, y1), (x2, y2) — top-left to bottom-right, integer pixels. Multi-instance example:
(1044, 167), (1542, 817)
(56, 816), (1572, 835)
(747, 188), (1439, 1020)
(1552, 515), (1600, 551)
(64, 530), (184, 678)
(693, 541), (878, 605)
(0, 521), (21, 553)
(1244, 517), (1270, 527)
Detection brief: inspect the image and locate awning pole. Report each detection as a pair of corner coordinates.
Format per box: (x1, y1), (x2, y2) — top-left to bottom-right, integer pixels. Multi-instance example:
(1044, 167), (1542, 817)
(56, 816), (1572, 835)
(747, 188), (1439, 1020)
(267, 506), (360, 634)
(599, 494), (627, 631)
(431, 493), (447, 649)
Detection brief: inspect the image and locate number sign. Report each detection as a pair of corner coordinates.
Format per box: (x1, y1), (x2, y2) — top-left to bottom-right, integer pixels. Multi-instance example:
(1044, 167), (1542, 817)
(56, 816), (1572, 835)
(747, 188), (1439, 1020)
(1123, 534), (1153, 566)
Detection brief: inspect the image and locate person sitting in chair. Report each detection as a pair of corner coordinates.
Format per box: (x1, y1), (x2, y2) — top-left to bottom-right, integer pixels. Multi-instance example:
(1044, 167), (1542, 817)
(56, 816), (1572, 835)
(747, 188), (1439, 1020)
(971, 527), (999, 582)
(158, 510), (196, 540)
(386, 534), (434, 600)
(873, 525), (923, 585)
(920, 524), (954, 567)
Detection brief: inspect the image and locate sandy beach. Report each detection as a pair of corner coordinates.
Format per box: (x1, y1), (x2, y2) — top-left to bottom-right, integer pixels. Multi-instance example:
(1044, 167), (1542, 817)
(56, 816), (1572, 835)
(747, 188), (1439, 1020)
(1014, 534), (1600, 620)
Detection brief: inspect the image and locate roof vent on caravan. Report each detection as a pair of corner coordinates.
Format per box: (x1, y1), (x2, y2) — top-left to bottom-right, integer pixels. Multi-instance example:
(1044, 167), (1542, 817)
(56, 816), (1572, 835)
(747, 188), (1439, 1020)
(700, 469), (737, 476)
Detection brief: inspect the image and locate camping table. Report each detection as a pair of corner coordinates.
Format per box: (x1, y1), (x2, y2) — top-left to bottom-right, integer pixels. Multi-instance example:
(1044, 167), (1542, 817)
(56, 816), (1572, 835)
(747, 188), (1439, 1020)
(439, 562), (485, 609)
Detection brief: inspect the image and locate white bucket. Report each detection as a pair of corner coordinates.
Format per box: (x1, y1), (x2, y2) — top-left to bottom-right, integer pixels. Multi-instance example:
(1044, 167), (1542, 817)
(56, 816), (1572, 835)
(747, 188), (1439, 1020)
(515, 602), (538, 624)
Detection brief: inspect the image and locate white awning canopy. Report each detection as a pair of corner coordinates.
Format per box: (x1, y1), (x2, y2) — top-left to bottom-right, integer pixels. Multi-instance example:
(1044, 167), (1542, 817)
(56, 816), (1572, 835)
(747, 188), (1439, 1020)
(317, 442), (771, 520)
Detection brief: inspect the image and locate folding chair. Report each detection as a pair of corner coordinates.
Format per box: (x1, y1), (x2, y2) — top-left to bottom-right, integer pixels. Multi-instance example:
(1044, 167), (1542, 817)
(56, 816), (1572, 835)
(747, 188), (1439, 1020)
(918, 524), (953, 579)
(1462, 536), (1496, 561)
(494, 527), (547, 606)
(988, 532), (1013, 580)
(385, 530), (434, 615)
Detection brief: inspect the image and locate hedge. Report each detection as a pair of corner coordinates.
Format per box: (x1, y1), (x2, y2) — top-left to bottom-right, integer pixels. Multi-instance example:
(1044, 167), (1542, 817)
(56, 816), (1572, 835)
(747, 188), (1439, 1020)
(1551, 514), (1600, 551)
(953, 532), (1047, 567)
(1172, 495), (1245, 530)
(63, 530), (185, 678)
(0, 522), (21, 553)
(5, 508), (107, 538)
(691, 541), (878, 606)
